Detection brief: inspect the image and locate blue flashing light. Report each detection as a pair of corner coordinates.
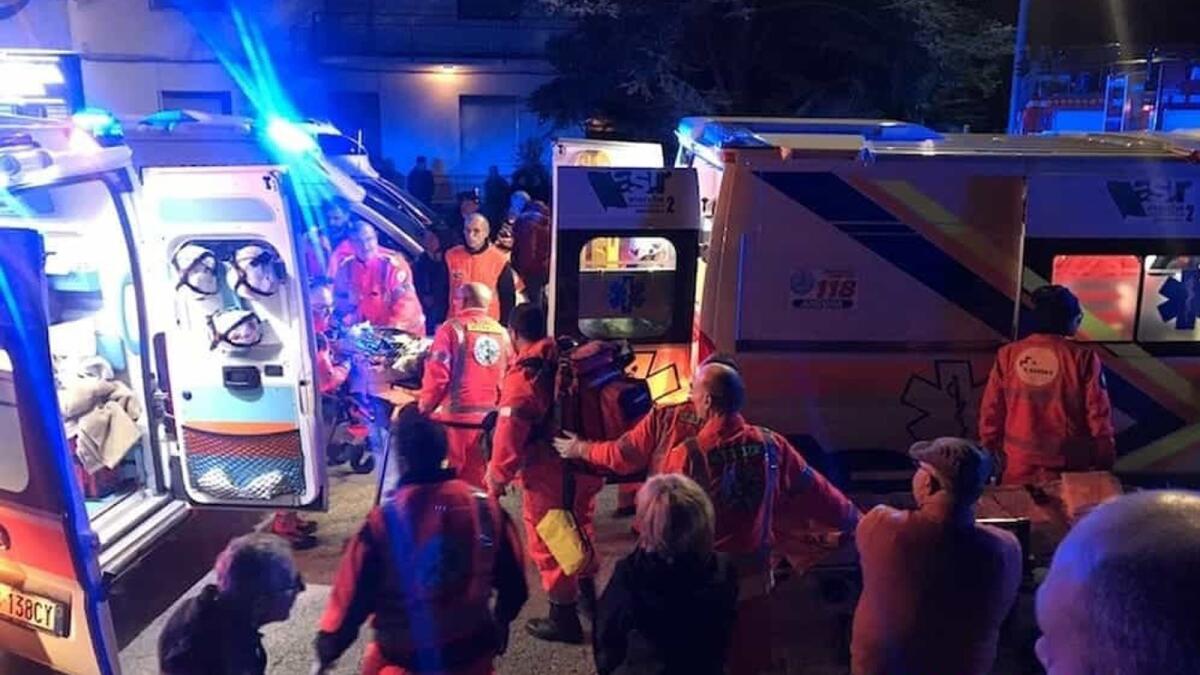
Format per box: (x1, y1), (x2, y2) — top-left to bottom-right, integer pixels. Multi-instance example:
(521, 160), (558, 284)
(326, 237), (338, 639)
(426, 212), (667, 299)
(140, 109), (202, 130)
(264, 116), (318, 156)
(72, 108), (124, 147)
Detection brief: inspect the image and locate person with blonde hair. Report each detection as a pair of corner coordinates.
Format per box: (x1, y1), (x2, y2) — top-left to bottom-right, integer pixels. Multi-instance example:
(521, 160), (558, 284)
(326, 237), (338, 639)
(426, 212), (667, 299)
(594, 474), (738, 675)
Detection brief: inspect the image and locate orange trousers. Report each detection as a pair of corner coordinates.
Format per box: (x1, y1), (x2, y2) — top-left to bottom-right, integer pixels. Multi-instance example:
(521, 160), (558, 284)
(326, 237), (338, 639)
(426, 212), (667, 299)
(519, 461), (603, 603)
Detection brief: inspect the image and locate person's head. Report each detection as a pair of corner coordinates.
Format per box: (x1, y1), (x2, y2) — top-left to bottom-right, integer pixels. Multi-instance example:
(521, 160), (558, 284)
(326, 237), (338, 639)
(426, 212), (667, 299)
(507, 302), (546, 350)
(689, 362), (745, 420)
(525, 200), (550, 218)
(309, 277), (334, 332)
(213, 533), (302, 626)
(636, 474), (716, 562)
(390, 406), (448, 479)
(701, 352), (740, 372)
(508, 190), (531, 215)
(1030, 285), (1083, 336)
(454, 281), (492, 315)
(907, 437), (991, 511)
(488, 165), (500, 177)
(1036, 491), (1200, 675)
(415, 155), (427, 168)
(350, 220), (380, 261)
(324, 199), (352, 234)
(463, 213), (490, 252)
(458, 191), (480, 218)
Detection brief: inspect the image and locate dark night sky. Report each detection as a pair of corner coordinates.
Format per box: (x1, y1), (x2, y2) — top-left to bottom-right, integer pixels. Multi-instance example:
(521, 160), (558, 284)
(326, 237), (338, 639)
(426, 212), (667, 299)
(1024, 0), (1200, 47)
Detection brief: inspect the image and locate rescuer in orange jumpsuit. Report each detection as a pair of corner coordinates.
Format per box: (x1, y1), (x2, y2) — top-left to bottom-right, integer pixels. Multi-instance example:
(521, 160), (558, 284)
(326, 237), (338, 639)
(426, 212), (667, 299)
(554, 354), (742, 516)
(485, 303), (602, 644)
(444, 213), (518, 324)
(333, 220), (426, 335)
(314, 410), (527, 675)
(979, 285), (1115, 485)
(565, 362), (860, 674)
(418, 282), (511, 488)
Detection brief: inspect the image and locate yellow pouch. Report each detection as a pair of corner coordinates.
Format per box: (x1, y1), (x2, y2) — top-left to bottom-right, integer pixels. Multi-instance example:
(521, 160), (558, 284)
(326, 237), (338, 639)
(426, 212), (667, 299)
(536, 508), (588, 575)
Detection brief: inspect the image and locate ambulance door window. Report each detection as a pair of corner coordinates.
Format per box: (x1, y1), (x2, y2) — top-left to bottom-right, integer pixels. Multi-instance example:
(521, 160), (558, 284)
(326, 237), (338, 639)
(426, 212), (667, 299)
(0, 349), (34, 503)
(1137, 255), (1200, 342)
(578, 236), (677, 340)
(1051, 255), (1140, 341)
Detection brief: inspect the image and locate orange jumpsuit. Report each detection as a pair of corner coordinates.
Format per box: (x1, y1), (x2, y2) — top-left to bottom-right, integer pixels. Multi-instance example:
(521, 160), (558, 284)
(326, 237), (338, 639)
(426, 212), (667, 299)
(659, 413), (860, 675)
(444, 243), (516, 323)
(418, 307), (512, 487)
(317, 471), (527, 675)
(979, 333), (1115, 484)
(582, 403), (704, 510)
(487, 337), (603, 604)
(333, 253), (426, 335)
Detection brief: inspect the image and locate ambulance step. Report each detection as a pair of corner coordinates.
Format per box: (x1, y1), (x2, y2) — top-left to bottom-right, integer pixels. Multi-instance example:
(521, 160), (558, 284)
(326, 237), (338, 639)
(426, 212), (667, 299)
(99, 499), (190, 578)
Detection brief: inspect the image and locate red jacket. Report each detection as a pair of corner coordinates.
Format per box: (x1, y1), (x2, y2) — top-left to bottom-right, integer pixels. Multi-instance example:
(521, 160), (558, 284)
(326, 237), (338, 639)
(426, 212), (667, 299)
(584, 402), (703, 476)
(659, 414), (860, 560)
(445, 243), (516, 323)
(418, 307), (512, 426)
(487, 337), (557, 487)
(333, 253), (426, 335)
(316, 472), (527, 671)
(979, 333), (1115, 484)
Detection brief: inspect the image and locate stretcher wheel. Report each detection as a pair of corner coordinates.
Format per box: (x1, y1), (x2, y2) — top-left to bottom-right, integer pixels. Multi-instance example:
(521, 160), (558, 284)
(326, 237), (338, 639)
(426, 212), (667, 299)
(350, 452), (375, 474)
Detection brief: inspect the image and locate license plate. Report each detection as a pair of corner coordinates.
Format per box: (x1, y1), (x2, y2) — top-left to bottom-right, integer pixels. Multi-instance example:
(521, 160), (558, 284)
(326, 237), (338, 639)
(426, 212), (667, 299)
(0, 582), (67, 637)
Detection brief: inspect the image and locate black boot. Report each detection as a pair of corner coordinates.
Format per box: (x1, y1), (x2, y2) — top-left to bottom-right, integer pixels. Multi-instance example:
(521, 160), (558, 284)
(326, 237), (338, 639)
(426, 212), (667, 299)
(578, 577), (598, 621)
(525, 602), (584, 644)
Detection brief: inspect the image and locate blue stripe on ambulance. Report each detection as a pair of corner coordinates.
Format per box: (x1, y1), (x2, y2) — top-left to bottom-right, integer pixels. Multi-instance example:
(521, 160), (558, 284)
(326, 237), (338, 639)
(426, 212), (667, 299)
(755, 171), (1014, 336)
(1103, 364), (1186, 454)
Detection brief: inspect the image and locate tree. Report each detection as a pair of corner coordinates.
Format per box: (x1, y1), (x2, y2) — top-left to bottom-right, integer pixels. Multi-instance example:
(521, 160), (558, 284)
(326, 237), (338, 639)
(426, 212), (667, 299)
(532, 0), (1014, 143)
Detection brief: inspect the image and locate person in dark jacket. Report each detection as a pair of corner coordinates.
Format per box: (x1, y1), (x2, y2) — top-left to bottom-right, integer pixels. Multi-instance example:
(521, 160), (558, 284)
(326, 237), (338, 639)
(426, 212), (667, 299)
(407, 156), (435, 207)
(594, 474), (738, 675)
(158, 533), (302, 675)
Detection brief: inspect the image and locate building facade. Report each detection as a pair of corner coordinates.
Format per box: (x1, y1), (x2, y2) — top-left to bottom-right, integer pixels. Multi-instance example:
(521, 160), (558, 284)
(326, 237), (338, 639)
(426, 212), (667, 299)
(1, 0), (572, 202)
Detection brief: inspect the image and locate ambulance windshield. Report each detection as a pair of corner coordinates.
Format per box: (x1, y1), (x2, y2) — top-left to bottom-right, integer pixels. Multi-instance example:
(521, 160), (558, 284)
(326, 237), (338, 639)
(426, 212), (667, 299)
(0, 179), (155, 520)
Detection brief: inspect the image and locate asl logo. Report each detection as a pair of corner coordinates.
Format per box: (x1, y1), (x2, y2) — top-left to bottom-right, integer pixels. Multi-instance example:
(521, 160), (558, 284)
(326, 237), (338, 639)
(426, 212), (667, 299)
(1016, 347), (1059, 387)
(587, 170), (676, 214)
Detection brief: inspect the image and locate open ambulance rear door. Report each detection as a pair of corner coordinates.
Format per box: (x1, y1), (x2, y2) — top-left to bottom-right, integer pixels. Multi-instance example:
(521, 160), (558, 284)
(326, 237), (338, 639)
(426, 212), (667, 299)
(550, 167), (701, 403)
(137, 166), (326, 510)
(0, 229), (119, 675)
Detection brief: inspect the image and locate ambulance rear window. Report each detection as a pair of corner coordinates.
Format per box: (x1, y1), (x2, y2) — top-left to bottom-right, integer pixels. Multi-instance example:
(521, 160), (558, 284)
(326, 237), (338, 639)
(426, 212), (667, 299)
(1052, 255), (1140, 341)
(577, 236), (677, 340)
(1138, 255), (1200, 343)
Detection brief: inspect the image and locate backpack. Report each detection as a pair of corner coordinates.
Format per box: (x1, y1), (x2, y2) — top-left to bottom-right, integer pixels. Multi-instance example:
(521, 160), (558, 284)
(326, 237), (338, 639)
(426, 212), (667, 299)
(555, 338), (652, 442)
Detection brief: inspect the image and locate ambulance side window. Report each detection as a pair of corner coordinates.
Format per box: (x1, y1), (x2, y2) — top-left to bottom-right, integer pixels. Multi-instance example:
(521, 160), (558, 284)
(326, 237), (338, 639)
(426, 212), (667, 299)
(1051, 255), (1140, 341)
(1137, 255), (1200, 342)
(577, 236), (677, 340)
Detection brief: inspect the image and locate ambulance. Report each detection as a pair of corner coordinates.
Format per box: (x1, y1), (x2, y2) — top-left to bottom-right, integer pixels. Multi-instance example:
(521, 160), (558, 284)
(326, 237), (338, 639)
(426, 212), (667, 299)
(0, 112), (332, 674)
(551, 117), (1200, 490)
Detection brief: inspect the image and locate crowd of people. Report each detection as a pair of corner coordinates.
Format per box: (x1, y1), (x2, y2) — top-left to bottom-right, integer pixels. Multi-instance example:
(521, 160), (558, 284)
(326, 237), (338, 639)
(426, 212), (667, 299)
(157, 169), (1200, 675)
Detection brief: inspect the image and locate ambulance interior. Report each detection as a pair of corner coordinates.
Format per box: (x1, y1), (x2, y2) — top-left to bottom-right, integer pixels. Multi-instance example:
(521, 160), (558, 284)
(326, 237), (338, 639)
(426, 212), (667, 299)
(1, 178), (160, 525)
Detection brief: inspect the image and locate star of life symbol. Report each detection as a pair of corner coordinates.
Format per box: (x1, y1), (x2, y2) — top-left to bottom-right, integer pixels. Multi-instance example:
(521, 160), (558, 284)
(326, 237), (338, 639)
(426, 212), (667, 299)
(902, 361), (985, 441)
(1158, 269), (1200, 330)
(608, 275), (647, 313)
(473, 335), (501, 366)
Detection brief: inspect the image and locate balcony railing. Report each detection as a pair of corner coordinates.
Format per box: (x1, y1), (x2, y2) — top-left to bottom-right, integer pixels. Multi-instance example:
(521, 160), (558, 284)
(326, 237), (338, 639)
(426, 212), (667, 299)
(309, 11), (571, 60)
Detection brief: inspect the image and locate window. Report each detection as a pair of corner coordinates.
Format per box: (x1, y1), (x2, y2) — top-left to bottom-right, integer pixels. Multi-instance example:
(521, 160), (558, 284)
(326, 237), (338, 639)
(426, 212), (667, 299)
(159, 90), (232, 115)
(1051, 253), (1200, 345)
(458, 0), (523, 20)
(1052, 255), (1140, 341)
(578, 237), (677, 340)
(1138, 256), (1200, 342)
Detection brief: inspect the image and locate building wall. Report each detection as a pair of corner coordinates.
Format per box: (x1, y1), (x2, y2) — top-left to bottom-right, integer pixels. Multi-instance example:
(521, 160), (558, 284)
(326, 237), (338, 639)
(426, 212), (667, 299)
(0, 0), (73, 51)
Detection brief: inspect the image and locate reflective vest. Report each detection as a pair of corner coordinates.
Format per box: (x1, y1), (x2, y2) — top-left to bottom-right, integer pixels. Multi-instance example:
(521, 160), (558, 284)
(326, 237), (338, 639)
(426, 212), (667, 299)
(334, 253), (425, 335)
(445, 244), (510, 321)
(419, 308), (511, 427)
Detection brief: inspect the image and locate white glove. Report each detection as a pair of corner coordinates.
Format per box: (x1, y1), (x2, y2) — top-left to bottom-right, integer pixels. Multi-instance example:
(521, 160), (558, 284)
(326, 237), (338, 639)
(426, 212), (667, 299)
(553, 431), (586, 460)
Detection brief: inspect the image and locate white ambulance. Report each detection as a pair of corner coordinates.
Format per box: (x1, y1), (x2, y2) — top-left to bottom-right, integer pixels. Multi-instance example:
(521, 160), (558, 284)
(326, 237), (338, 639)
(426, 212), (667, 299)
(0, 112), (331, 674)
(552, 117), (1200, 489)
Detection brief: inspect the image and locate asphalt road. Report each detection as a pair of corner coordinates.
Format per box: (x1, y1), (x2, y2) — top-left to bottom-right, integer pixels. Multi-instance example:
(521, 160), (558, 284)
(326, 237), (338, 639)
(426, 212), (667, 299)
(3, 462), (1045, 674)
